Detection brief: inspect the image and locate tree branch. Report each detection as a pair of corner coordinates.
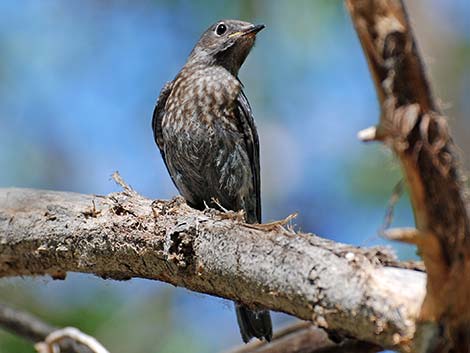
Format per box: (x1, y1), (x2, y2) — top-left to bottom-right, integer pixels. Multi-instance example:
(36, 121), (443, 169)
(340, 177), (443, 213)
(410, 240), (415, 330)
(0, 303), (54, 343)
(0, 187), (424, 351)
(0, 303), (97, 353)
(346, 0), (470, 351)
(225, 322), (381, 353)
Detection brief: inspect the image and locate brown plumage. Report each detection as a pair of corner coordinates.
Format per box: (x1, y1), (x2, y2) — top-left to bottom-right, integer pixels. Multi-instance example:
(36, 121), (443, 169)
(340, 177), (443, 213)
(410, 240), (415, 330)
(152, 19), (271, 343)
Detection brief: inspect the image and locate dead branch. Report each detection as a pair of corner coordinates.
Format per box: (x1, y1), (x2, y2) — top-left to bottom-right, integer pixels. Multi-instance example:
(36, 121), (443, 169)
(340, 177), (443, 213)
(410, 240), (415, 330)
(0, 187), (425, 351)
(346, 0), (470, 351)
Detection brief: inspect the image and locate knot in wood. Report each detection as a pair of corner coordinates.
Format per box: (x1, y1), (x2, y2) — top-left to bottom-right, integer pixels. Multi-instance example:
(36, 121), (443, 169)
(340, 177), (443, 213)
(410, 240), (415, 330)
(164, 222), (196, 268)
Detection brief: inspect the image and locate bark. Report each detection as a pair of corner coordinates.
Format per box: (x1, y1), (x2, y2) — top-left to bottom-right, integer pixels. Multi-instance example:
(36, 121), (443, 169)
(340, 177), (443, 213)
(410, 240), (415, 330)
(346, 0), (470, 351)
(0, 186), (425, 352)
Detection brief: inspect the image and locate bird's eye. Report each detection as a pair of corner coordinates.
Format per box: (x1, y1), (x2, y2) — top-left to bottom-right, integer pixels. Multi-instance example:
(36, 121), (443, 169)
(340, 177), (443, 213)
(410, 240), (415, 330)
(215, 23), (227, 36)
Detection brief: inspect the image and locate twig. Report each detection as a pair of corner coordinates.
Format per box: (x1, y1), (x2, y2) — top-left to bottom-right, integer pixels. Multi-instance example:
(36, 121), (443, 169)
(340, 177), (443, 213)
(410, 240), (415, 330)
(0, 303), (54, 343)
(380, 179), (405, 232)
(35, 327), (109, 353)
(0, 303), (96, 353)
(111, 171), (135, 195)
(244, 212), (298, 231)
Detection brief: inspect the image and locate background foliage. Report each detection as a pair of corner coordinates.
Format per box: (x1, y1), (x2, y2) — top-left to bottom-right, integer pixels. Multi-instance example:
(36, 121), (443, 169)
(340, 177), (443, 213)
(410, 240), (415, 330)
(0, 1), (469, 352)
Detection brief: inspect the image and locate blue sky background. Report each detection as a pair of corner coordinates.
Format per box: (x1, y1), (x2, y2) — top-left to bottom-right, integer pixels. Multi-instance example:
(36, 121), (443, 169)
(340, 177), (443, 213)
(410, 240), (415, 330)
(0, 1), (469, 352)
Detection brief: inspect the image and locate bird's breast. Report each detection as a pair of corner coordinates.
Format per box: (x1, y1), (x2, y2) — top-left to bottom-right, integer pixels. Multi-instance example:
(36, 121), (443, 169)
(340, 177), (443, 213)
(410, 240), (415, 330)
(163, 65), (242, 133)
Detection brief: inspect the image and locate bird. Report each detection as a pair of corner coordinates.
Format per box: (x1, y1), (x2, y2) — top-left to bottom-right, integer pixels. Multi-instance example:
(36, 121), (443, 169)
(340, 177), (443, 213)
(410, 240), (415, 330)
(151, 19), (272, 343)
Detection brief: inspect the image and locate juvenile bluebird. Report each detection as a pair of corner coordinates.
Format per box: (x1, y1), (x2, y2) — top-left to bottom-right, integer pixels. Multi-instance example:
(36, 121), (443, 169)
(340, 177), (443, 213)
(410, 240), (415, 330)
(152, 19), (271, 343)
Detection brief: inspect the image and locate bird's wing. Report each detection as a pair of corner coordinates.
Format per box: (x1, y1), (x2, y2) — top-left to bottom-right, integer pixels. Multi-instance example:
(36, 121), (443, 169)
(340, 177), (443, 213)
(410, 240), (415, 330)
(236, 89), (261, 223)
(152, 81), (173, 151)
(152, 81), (178, 186)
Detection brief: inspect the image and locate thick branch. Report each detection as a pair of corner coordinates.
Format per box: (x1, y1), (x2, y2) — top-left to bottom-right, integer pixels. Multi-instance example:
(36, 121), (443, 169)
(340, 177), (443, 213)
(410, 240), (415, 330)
(347, 0), (470, 351)
(0, 187), (424, 351)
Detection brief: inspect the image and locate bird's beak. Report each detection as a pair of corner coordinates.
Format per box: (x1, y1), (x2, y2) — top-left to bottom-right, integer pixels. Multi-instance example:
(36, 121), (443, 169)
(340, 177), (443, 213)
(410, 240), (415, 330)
(228, 24), (265, 38)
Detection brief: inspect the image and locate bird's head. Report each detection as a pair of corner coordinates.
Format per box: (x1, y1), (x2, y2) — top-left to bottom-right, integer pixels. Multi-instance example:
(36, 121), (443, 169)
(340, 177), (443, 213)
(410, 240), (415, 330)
(188, 19), (265, 75)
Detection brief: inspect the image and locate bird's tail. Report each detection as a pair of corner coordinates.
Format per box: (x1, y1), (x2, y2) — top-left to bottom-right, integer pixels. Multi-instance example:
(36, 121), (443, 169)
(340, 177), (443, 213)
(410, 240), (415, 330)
(235, 303), (272, 343)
